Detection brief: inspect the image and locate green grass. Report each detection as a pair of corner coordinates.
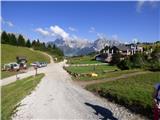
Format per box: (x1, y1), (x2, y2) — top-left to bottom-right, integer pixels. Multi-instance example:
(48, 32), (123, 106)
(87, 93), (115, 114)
(1, 71), (19, 79)
(65, 65), (142, 81)
(65, 65), (118, 74)
(77, 69), (142, 81)
(1, 44), (50, 79)
(1, 73), (45, 120)
(86, 72), (160, 117)
(2, 44), (50, 65)
(67, 55), (102, 64)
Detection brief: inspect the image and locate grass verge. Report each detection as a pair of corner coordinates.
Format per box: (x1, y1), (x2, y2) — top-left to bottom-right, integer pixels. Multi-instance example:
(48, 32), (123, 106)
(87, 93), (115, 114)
(1, 71), (19, 79)
(65, 65), (142, 81)
(1, 73), (45, 120)
(67, 55), (101, 64)
(86, 72), (160, 118)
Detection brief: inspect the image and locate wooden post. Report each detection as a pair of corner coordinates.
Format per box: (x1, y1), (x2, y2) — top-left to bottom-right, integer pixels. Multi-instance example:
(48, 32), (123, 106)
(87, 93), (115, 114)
(16, 69), (19, 80)
(34, 66), (38, 76)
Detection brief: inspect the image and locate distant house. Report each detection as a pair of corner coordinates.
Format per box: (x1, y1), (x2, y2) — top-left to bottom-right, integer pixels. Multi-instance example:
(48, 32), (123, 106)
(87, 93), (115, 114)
(95, 53), (107, 62)
(110, 45), (131, 56)
(95, 44), (144, 63)
(110, 44), (143, 56)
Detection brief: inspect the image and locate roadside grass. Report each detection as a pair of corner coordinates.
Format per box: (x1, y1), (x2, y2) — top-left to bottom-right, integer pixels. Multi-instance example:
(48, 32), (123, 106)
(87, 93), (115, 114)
(86, 72), (160, 117)
(67, 55), (102, 64)
(65, 65), (142, 81)
(65, 65), (118, 74)
(1, 71), (19, 79)
(1, 44), (50, 79)
(77, 69), (143, 81)
(1, 73), (45, 120)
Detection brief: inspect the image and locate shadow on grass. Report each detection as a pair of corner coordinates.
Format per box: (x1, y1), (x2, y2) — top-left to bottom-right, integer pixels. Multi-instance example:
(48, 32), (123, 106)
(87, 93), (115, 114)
(85, 102), (118, 120)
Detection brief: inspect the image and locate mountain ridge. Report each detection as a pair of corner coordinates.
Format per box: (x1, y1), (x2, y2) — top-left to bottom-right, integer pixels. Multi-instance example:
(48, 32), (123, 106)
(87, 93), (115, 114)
(48, 37), (120, 56)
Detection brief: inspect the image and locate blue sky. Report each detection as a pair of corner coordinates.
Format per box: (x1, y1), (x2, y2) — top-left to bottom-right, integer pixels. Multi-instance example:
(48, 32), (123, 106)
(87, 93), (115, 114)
(1, 1), (160, 43)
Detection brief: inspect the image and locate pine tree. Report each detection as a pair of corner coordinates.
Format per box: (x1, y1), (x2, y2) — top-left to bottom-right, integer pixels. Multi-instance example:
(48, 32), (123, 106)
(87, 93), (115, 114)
(47, 44), (52, 49)
(52, 44), (56, 49)
(10, 33), (17, 45)
(26, 39), (31, 48)
(1, 31), (9, 44)
(32, 40), (36, 47)
(17, 34), (26, 46)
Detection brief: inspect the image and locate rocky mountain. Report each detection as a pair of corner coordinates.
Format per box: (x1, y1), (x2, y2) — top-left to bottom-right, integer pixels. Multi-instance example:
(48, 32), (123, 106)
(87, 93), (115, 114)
(48, 37), (120, 56)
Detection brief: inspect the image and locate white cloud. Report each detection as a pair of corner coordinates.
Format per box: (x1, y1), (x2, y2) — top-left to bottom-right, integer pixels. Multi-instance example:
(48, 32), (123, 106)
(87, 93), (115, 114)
(89, 27), (95, 33)
(50, 25), (69, 40)
(68, 27), (77, 32)
(89, 27), (106, 39)
(136, 1), (145, 12)
(136, 1), (158, 12)
(6, 21), (14, 27)
(1, 17), (14, 27)
(34, 25), (89, 42)
(35, 28), (50, 36)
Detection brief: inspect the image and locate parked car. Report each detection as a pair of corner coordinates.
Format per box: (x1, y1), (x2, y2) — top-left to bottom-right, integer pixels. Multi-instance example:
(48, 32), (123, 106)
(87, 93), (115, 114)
(30, 62), (41, 68)
(31, 62), (47, 68)
(3, 62), (20, 71)
(39, 62), (47, 67)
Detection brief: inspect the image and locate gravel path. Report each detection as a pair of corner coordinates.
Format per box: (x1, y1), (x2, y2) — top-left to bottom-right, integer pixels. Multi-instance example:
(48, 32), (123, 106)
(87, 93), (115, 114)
(11, 59), (147, 120)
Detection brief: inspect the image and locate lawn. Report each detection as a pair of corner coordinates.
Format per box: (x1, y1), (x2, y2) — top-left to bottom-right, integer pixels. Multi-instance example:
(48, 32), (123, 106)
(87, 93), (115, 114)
(1, 44), (50, 79)
(77, 69), (142, 81)
(67, 55), (102, 64)
(86, 72), (160, 117)
(65, 65), (142, 81)
(1, 44), (50, 65)
(65, 65), (118, 74)
(1, 71), (19, 79)
(1, 73), (45, 120)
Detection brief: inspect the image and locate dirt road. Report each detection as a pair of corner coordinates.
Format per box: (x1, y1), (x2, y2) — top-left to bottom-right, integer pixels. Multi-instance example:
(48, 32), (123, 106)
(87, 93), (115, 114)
(11, 59), (147, 120)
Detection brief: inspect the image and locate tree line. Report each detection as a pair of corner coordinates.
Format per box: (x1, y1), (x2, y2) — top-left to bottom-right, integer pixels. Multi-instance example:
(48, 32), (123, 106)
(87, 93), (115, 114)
(1, 31), (64, 60)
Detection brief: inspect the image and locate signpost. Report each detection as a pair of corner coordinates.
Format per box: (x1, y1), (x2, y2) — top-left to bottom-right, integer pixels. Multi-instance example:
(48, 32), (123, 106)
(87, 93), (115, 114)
(34, 65), (38, 76)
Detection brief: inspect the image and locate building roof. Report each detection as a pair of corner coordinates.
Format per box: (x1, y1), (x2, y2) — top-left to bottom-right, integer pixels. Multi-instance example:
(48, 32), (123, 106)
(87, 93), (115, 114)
(112, 45), (130, 51)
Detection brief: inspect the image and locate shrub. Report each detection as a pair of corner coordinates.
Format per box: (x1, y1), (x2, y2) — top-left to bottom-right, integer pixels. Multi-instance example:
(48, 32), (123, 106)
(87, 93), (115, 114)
(117, 59), (131, 70)
(130, 53), (146, 68)
(110, 53), (121, 65)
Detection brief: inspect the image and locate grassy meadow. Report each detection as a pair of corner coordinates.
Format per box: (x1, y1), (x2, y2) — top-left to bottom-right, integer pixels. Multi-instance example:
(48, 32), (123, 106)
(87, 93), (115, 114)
(86, 72), (160, 117)
(67, 55), (102, 64)
(1, 44), (50, 65)
(65, 65), (143, 81)
(1, 73), (45, 120)
(65, 65), (118, 74)
(1, 44), (50, 79)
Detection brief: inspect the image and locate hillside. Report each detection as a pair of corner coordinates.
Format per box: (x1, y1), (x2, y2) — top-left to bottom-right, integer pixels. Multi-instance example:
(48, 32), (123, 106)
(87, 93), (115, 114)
(1, 44), (50, 79)
(1, 44), (50, 65)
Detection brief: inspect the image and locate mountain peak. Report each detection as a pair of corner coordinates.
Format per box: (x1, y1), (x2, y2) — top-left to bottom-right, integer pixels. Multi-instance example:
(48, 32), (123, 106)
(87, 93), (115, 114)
(48, 37), (120, 56)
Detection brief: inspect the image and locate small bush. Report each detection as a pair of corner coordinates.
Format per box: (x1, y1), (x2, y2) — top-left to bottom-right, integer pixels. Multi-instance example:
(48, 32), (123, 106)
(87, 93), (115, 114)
(117, 59), (131, 70)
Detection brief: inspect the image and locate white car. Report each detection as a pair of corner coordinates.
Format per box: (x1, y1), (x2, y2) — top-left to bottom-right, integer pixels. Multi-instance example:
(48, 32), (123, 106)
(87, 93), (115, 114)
(31, 62), (47, 68)
(3, 62), (20, 70)
(39, 62), (47, 67)
(30, 62), (42, 68)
